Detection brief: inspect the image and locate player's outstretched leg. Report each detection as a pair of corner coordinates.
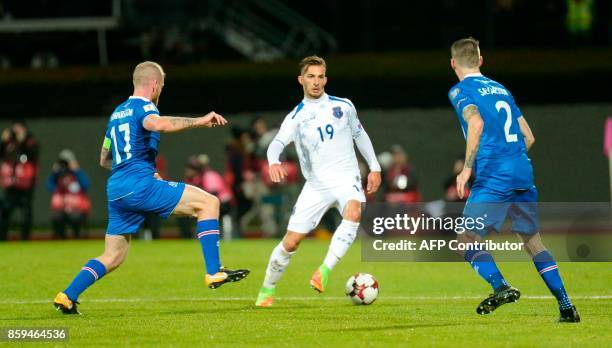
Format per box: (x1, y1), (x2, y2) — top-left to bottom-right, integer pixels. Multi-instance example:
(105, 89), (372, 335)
(311, 200), (361, 293)
(256, 232), (304, 307)
(54, 234), (130, 314)
(457, 232), (520, 314)
(173, 185), (249, 289)
(518, 233), (580, 322)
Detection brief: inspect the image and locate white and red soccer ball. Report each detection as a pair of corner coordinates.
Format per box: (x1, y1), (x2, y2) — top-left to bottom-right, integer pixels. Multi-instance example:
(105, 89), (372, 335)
(345, 273), (379, 305)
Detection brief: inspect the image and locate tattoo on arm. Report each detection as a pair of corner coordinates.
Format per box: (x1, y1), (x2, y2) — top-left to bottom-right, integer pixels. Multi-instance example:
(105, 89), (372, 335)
(168, 117), (196, 130)
(462, 105), (479, 121)
(465, 144), (479, 168)
(462, 105), (482, 169)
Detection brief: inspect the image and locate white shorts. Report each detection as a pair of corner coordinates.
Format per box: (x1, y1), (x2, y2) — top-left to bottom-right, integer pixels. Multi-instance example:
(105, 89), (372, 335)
(287, 180), (366, 234)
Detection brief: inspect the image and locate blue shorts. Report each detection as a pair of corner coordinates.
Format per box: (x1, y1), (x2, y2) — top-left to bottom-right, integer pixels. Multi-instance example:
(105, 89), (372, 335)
(107, 179), (186, 235)
(463, 185), (539, 237)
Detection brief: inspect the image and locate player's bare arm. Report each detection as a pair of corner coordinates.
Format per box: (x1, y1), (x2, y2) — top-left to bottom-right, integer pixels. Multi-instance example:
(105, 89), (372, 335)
(457, 104), (484, 199)
(99, 142), (112, 170)
(517, 116), (535, 151)
(142, 111), (228, 133)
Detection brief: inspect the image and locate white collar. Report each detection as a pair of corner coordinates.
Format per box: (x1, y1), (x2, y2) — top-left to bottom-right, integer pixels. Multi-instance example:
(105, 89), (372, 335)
(464, 73), (483, 79)
(129, 96), (151, 102)
(303, 93), (328, 104)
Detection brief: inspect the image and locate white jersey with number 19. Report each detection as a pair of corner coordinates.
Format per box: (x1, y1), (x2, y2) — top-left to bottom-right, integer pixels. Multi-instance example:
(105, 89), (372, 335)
(273, 93), (364, 186)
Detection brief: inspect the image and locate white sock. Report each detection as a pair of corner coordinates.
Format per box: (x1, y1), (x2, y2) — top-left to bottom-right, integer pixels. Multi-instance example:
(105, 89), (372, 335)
(262, 242), (295, 289)
(323, 220), (360, 270)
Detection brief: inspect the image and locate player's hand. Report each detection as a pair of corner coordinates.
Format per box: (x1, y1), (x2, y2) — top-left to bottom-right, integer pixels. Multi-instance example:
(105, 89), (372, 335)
(456, 167), (472, 199)
(153, 172), (162, 180)
(366, 171), (381, 194)
(269, 163), (287, 183)
(198, 111), (228, 128)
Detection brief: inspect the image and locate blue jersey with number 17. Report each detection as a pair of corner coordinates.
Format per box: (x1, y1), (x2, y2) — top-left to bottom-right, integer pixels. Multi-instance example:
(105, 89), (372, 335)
(104, 96), (161, 201)
(448, 73), (534, 192)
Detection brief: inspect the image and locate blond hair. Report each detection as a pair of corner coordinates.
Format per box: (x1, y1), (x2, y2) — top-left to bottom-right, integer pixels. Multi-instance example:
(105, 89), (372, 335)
(298, 55), (326, 75)
(133, 61), (165, 87)
(451, 37), (481, 68)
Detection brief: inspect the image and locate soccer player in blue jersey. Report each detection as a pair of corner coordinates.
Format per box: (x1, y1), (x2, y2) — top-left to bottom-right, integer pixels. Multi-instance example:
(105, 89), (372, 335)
(448, 38), (580, 322)
(54, 61), (249, 314)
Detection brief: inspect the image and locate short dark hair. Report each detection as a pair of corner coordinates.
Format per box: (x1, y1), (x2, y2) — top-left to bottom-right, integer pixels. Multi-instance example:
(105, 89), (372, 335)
(451, 37), (480, 68)
(298, 55), (326, 75)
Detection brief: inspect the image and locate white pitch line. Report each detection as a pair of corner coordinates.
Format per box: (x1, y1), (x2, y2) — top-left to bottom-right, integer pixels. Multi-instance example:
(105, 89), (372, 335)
(1, 295), (611, 305)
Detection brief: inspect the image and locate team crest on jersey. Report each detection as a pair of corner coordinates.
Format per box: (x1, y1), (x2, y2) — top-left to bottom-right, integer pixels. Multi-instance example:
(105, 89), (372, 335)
(332, 106), (343, 119)
(143, 103), (157, 112)
(450, 88), (460, 100)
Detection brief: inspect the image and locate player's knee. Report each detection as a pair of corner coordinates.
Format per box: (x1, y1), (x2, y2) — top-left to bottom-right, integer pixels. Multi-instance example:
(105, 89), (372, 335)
(520, 233), (546, 257)
(190, 193), (220, 219)
(282, 235), (302, 252)
(100, 249), (128, 271)
(199, 193), (220, 212)
(343, 201), (362, 222)
(455, 232), (480, 256)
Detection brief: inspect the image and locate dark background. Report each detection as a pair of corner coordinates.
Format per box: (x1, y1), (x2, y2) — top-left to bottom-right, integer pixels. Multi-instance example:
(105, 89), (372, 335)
(0, 0), (609, 226)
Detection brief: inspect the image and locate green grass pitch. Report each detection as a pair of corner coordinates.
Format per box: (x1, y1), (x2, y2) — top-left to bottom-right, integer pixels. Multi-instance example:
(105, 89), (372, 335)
(0, 239), (610, 347)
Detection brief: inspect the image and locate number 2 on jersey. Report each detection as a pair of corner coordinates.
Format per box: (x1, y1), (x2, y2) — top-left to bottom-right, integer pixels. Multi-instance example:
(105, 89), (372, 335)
(110, 123), (132, 164)
(495, 100), (518, 143)
(317, 124), (334, 142)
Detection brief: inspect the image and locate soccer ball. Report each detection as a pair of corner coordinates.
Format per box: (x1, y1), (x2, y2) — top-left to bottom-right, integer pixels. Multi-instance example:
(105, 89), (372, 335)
(345, 273), (379, 305)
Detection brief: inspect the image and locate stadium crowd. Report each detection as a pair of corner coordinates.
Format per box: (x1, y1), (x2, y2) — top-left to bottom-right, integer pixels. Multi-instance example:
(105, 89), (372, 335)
(0, 117), (471, 240)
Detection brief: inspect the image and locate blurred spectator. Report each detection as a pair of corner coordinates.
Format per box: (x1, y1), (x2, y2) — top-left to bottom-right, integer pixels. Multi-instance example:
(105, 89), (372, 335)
(225, 127), (256, 235)
(383, 145), (421, 203)
(0, 120), (39, 241)
(178, 154), (233, 238)
(241, 157), (300, 237)
(46, 149), (91, 239)
(239, 117), (283, 236)
(251, 117), (278, 160)
(443, 157), (473, 203)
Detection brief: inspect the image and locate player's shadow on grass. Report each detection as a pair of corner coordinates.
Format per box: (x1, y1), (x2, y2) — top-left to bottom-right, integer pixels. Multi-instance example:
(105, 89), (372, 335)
(321, 323), (460, 332)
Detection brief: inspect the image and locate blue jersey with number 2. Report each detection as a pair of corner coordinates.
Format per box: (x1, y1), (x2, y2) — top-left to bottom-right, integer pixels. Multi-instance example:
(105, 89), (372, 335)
(104, 96), (161, 200)
(448, 74), (533, 192)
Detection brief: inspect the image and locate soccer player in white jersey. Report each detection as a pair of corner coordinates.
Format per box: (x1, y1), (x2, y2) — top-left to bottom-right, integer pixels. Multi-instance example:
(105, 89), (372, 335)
(255, 56), (381, 306)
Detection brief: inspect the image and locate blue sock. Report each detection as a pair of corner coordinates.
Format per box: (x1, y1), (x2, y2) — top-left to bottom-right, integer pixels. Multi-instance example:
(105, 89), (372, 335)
(533, 250), (572, 310)
(197, 219), (221, 275)
(64, 259), (107, 302)
(464, 249), (507, 291)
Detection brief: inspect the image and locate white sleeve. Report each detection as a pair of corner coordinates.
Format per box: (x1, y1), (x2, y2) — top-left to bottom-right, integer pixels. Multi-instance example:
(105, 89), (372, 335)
(346, 101), (379, 170)
(267, 110), (298, 164)
(274, 111), (299, 146)
(347, 102), (364, 138)
(267, 139), (286, 165)
(354, 130), (381, 172)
